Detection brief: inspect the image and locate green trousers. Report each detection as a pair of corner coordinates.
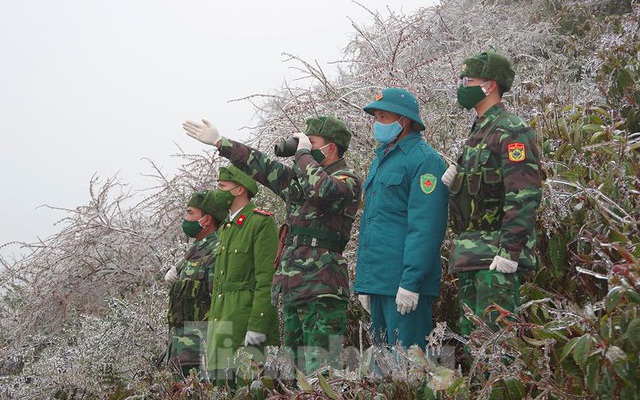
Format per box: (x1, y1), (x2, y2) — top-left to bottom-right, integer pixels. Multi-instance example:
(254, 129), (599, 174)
(457, 269), (520, 336)
(283, 298), (347, 374)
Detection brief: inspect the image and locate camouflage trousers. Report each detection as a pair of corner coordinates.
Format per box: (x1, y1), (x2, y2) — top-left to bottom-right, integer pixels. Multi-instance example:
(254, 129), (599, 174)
(457, 269), (520, 336)
(168, 321), (208, 380)
(283, 298), (347, 374)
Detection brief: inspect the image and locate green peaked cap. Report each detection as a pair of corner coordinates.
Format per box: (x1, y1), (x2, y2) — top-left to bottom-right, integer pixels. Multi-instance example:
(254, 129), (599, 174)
(218, 165), (258, 197)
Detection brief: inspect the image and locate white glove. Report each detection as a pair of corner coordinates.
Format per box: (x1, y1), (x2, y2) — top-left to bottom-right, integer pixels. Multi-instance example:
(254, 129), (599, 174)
(291, 132), (312, 151)
(183, 119), (222, 146)
(441, 164), (458, 188)
(244, 330), (267, 346)
(489, 255), (518, 273)
(164, 266), (178, 283)
(396, 287), (419, 315)
(358, 294), (371, 314)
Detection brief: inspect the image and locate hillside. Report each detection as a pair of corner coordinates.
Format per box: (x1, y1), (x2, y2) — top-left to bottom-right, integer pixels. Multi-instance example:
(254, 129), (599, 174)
(1, 0), (638, 398)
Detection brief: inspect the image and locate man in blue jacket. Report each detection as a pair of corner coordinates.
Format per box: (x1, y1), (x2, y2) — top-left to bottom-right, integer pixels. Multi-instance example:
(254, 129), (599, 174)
(354, 88), (449, 351)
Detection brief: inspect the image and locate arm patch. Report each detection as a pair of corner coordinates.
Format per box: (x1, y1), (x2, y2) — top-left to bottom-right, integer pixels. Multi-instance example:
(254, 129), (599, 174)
(507, 142), (526, 162)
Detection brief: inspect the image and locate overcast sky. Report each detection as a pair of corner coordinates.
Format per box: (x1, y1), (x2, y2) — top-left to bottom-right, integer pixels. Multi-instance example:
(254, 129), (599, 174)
(0, 0), (434, 260)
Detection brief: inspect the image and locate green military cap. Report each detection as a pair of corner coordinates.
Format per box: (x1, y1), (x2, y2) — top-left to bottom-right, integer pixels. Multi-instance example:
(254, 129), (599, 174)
(363, 87), (426, 131)
(304, 115), (352, 151)
(187, 191), (207, 212)
(218, 165), (259, 197)
(201, 189), (232, 223)
(187, 190), (229, 222)
(459, 50), (515, 92)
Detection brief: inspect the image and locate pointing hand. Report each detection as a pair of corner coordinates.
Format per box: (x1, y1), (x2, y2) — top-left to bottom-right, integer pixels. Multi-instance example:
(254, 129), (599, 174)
(183, 119), (222, 146)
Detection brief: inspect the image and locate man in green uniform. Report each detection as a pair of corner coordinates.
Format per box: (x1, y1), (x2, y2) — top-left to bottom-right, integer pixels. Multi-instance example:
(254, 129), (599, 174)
(165, 189), (231, 380)
(441, 51), (543, 336)
(205, 166), (279, 385)
(183, 115), (361, 375)
(354, 88), (449, 352)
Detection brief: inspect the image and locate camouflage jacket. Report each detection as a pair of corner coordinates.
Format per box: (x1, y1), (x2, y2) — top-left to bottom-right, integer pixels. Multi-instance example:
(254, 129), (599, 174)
(218, 138), (362, 306)
(167, 233), (218, 328)
(449, 103), (543, 273)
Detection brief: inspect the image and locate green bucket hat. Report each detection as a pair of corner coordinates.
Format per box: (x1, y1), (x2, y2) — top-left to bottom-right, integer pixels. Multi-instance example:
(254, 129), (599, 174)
(187, 190), (230, 222)
(201, 189), (232, 223)
(363, 88), (425, 131)
(218, 165), (258, 197)
(304, 116), (352, 151)
(459, 51), (515, 92)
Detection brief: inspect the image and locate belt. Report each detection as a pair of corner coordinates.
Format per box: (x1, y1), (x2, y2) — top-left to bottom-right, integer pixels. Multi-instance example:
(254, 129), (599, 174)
(290, 233), (345, 253)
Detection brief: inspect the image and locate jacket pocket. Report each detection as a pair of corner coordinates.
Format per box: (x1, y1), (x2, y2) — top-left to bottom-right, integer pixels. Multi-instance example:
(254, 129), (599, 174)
(483, 168), (502, 184)
(449, 172), (464, 195)
(451, 229), (500, 269)
(377, 172), (405, 209)
(226, 241), (252, 280)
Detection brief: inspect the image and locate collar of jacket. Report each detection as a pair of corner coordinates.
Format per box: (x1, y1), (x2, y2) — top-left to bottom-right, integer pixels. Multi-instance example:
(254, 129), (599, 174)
(223, 203), (255, 229)
(195, 232), (218, 248)
(473, 102), (506, 134)
(323, 157), (348, 175)
(374, 131), (421, 156)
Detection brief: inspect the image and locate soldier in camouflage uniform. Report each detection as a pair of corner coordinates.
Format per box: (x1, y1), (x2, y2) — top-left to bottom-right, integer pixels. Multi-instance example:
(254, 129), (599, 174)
(441, 51), (543, 336)
(164, 189), (231, 380)
(183, 115), (361, 375)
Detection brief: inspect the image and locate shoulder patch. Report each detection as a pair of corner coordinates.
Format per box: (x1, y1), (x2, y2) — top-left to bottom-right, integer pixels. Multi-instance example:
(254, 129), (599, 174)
(420, 173), (437, 194)
(332, 169), (357, 181)
(253, 209), (273, 216)
(507, 142), (526, 162)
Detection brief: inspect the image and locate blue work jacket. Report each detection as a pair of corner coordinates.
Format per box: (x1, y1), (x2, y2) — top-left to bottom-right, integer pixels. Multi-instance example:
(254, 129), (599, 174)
(354, 132), (449, 297)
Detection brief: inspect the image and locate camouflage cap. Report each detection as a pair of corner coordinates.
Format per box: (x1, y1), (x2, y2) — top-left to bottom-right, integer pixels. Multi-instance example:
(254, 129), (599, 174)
(201, 189), (232, 223)
(459, 51), (515, 92)
(218, 165), (259, 197)
(304, 116), (352, 151)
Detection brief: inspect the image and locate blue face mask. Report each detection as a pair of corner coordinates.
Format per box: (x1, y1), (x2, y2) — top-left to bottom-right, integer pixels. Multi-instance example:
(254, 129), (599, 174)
(373, 119), (403, 144)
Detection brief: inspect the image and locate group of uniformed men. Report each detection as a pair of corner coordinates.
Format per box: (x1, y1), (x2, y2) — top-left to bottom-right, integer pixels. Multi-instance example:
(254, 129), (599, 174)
(163, 50), (543, 385)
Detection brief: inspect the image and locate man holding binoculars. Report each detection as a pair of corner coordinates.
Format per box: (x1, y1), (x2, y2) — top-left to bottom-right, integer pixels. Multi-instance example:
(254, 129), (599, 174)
(183, 115), (361, 375)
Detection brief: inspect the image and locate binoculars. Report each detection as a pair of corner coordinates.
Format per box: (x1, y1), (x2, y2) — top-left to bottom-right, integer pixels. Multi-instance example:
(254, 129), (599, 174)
(274, 136), (299, 157)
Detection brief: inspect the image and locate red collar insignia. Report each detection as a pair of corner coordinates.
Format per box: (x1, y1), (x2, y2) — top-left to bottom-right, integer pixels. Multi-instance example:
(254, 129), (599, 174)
(236, 214), (245, 226)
